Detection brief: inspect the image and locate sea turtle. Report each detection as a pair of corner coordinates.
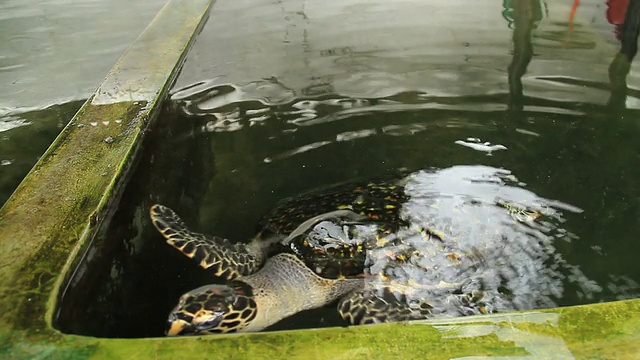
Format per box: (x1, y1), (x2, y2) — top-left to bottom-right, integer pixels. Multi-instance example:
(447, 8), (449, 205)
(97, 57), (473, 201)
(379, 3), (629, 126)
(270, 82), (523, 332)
(149, 165), (591, 336)
(150, 174), (497, 336)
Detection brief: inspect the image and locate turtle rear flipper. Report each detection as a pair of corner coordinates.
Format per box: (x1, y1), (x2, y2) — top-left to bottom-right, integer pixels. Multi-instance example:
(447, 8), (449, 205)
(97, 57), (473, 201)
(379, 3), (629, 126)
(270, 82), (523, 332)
(338, 288), (493, 325)
(150, 204), (265, 280)
(337, 288), (433, 325)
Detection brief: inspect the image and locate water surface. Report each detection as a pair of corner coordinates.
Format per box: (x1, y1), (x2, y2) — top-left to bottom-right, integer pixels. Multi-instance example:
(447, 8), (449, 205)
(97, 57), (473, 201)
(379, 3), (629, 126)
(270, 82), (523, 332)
(0, 0), (166, 205)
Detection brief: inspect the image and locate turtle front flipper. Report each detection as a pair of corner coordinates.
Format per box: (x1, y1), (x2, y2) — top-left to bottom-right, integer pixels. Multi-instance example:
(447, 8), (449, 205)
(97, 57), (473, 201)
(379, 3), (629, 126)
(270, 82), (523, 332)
(150, 204), (265, 280)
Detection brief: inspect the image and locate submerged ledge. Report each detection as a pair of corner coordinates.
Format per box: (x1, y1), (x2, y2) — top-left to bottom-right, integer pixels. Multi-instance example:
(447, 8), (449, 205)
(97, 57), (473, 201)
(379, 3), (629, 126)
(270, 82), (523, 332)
(0, 0), (639, 358)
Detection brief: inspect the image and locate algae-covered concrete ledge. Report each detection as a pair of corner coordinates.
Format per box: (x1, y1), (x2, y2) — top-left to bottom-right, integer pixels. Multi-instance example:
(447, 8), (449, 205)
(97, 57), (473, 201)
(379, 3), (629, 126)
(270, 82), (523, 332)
(1, 0), (640, 358)
(0, 0), (213, 355)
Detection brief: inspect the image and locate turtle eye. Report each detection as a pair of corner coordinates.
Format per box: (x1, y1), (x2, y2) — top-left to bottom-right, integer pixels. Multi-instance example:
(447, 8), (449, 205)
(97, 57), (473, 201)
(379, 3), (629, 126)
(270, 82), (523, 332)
(194, 310), (226, 330)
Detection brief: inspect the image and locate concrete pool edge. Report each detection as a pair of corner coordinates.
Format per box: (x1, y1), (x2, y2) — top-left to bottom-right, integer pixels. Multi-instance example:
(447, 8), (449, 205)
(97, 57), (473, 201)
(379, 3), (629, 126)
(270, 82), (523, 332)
(0, 0), (213, 352)
(1, 298), (639, 359)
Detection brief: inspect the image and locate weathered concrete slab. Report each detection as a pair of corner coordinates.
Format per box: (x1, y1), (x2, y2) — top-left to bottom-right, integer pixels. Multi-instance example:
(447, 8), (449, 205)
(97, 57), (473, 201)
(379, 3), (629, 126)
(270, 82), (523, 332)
(0, 0), (212, 343)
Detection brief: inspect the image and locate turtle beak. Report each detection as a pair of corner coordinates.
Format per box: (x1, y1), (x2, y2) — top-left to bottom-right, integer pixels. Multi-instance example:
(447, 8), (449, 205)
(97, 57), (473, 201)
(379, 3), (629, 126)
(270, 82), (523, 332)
(166, 318), (192, 336)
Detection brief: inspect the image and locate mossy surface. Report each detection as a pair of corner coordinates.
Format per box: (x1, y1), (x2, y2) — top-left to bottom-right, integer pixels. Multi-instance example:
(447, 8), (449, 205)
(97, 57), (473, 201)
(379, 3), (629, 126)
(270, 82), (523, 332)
(2, 299), (640, 359)
(0, 99), (146, 333)
(0, 0), (212, 355)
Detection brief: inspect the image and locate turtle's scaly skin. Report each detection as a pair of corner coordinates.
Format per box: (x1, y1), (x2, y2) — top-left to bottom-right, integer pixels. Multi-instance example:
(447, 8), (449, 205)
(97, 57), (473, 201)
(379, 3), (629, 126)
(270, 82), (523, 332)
(497, 200), (542, 222)
(338, 288), (434, 325)
(161, 251), (362, 335)
(338, 288), (491, 325)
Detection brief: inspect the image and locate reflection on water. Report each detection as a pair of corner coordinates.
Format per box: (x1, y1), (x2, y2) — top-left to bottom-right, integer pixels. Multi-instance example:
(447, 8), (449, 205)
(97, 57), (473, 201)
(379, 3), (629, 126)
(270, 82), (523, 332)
(0, 101), (84, 205)
(0, 0), (166, 114)
(174, 0), (634, 103)
(0, 0), (166, 206)
(49, 0), (640, 338)
(363, 166), (597, 315)
(434, 313), (576, 359)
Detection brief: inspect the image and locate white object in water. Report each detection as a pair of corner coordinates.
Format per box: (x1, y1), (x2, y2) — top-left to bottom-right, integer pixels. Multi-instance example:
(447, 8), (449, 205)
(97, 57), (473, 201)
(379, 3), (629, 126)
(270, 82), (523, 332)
(455, 140), (507, 155)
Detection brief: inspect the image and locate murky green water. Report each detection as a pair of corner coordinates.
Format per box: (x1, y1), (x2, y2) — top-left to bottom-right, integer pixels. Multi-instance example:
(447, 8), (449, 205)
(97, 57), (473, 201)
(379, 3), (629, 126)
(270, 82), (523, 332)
(5, 0), (640, 338)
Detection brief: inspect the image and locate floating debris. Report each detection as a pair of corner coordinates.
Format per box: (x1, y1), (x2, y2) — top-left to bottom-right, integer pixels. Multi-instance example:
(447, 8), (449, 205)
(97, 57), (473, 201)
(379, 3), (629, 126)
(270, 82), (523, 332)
(455, 139), (507, 155)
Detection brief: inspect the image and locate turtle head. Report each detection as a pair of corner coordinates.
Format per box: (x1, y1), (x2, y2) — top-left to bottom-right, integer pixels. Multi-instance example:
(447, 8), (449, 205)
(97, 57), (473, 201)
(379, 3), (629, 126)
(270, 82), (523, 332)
(166, 281), (257, 336)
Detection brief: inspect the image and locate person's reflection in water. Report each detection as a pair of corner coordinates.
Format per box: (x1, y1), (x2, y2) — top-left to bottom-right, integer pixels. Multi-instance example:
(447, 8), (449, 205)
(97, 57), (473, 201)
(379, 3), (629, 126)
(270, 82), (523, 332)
(608, 0), (631, 40)
(607, 0), (640, 108)
(506, 0), (640, 111)
(506, 0), (538, 112)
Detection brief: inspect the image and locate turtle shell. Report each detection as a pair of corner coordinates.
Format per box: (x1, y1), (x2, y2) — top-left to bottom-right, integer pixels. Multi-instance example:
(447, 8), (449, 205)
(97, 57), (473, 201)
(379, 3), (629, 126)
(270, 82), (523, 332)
(258, 178), (410, 279)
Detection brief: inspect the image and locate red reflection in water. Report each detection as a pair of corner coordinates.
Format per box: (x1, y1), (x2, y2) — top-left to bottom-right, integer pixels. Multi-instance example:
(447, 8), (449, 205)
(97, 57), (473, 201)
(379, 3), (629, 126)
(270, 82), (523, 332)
(607, 0), (631, 40)
(569, 0), (580, 31)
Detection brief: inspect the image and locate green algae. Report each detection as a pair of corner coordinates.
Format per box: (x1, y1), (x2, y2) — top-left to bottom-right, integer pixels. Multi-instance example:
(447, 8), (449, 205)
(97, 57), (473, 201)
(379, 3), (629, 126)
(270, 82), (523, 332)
(0, 0), (213, 353)
(0, 100), (148, 334)
(3, 299), (640, 359)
